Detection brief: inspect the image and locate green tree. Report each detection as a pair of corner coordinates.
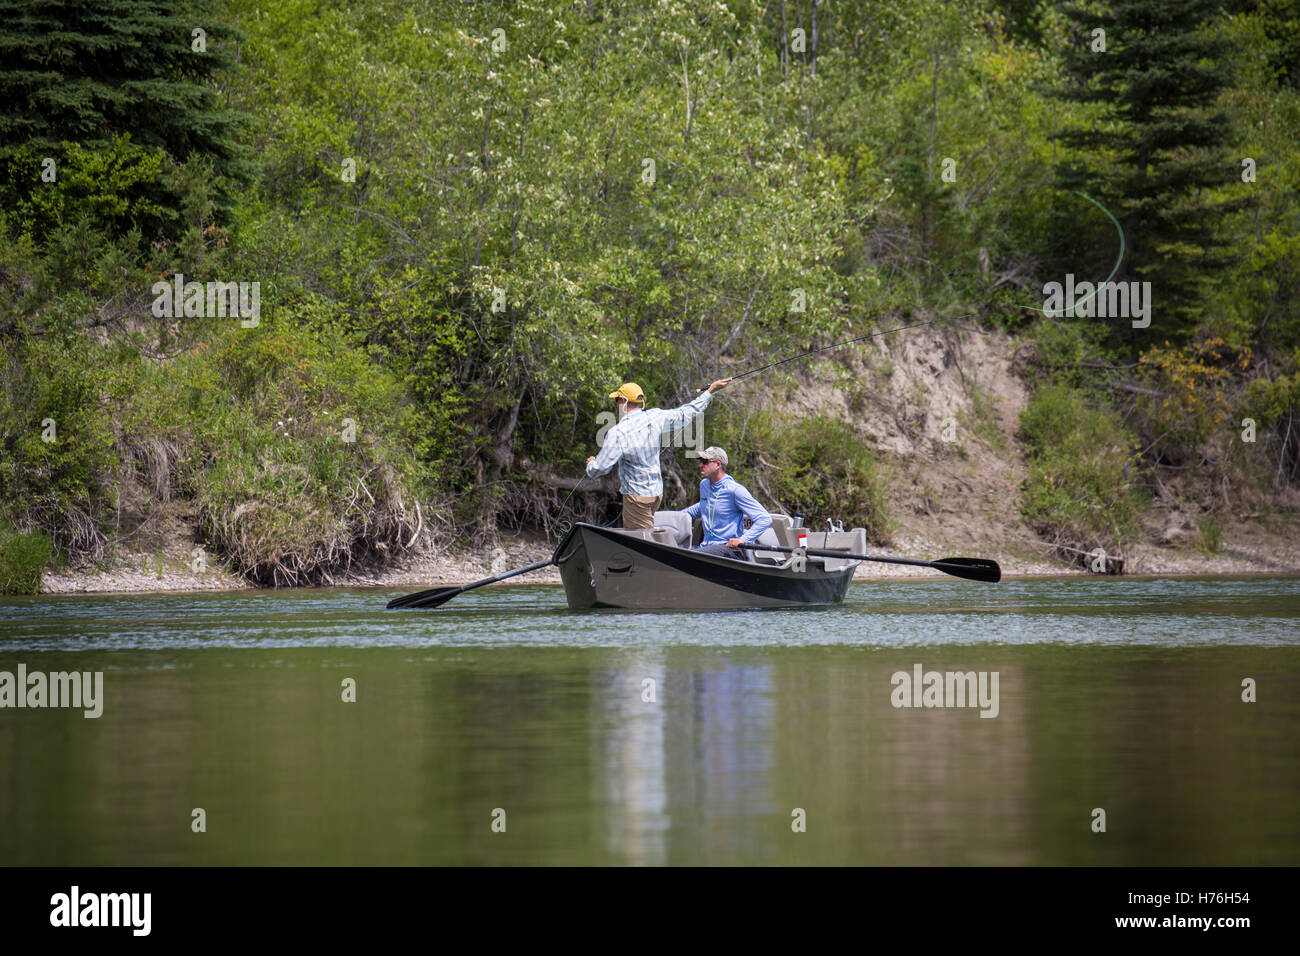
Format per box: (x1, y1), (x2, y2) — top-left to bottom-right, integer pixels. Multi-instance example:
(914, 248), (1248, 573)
(814, 0), (1063, 316)
(1051, 0), (1249, 340)
(0, 0), (254, 223)
(1259, 0), (1300, 89)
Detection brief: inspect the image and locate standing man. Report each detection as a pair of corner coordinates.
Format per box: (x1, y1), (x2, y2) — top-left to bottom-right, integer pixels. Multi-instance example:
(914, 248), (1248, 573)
(685, 446), (772, 558)
(586, 379), (731, 529)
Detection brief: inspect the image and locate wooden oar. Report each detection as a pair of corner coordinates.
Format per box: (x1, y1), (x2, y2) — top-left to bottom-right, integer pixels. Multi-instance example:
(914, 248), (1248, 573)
(737, 543), (1001, 583)
(386, 559), (555, 609)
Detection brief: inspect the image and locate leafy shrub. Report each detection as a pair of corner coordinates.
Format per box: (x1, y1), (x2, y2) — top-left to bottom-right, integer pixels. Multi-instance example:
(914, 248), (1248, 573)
(1019, 383), (1144, 554)
(0, 137), (176, 243)
(1196, 516), (1223, 555)
(178, 305), (428, 585)
(708, 409), (890, 542)
(0, 332), (129, 562)
(1241, 369), (1300, 486)
(1130, 339), (1241, 465)
(0, 519), (52, 595)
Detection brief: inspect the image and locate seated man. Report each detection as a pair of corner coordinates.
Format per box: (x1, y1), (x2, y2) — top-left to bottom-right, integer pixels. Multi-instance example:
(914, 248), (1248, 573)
(685, 446), (773, 559)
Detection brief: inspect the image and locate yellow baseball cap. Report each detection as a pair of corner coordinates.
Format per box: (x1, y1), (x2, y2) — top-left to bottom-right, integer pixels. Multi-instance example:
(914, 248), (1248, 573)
(609, 382), (645, 403)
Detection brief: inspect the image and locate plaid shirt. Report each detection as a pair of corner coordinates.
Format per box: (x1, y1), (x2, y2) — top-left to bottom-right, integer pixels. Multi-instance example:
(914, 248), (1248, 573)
(586, 392), (713, 495)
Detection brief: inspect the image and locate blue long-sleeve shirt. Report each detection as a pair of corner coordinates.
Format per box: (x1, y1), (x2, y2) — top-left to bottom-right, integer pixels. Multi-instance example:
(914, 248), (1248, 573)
(586, 391), (713, 495)
(684, 475), (772, 544)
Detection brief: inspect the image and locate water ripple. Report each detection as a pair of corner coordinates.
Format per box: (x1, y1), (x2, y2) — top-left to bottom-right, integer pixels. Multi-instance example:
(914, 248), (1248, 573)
(1, 576), (1298, 650)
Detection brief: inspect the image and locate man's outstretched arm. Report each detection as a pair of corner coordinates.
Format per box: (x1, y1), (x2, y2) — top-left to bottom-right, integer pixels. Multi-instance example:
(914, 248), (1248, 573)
(659, 378), (731, 437)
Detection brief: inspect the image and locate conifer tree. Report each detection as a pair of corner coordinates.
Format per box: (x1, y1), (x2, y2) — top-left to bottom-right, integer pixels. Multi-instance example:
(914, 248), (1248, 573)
(0, 0), (253, 225)
(1051, 0), (1248, 340)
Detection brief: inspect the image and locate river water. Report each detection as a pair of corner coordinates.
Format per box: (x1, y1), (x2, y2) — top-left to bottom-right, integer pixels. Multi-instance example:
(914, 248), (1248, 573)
(1, 576), (1297, 865)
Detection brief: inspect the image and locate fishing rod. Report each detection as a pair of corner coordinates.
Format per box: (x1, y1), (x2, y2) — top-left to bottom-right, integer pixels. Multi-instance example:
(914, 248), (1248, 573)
(390, 313), (992, 607)
(553, 314), (977, 537)
(394, 193), (1121, 605)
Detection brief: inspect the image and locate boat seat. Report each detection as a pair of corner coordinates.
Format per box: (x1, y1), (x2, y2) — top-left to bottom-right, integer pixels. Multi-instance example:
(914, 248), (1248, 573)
(749, 526), (785, 564)
(619, 527), (677, 546)
(814, 528), (868, 571)
(651, 509), (786, 561)
(768, 514), (809, 547)
(652, 510), (692, 548)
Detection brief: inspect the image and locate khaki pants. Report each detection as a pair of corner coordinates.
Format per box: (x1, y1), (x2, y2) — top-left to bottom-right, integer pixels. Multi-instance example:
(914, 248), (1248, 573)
(621, 494), (662, 530)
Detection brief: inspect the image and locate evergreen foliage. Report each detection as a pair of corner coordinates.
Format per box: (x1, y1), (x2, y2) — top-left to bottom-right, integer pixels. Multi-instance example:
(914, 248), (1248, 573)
(0, 0), (254, 222)
(1051, 0), (1249, 339)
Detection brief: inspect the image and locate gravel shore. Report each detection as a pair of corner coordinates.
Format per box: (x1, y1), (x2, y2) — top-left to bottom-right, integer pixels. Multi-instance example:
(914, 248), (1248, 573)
(36, 529), (1300, 595)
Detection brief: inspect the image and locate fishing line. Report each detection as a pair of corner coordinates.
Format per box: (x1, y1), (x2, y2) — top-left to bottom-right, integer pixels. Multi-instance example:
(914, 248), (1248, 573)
(556, 191), (1124, 537)
(553, 480), (586, 538)
(720, 193), (1122, 382)
(1018, 190), (1126, 316)
(725, 317), (944, 385)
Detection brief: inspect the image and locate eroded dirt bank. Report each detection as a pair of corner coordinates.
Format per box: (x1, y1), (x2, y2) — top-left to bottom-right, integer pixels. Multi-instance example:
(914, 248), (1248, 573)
(40, 326), (1300, 595)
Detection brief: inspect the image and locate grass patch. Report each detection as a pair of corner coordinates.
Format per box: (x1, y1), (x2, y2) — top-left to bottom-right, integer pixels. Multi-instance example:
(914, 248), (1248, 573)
(179, 307), (429, 585)
(0, 519), (52, 595)
(0, 332), (127, 562)
(963, 381), (1005, 452)
(1196, 515), (1223, 555)
(1, 296), (433, 586)
(1019, 383), (1144, 557)
(710, 410), (891, 542)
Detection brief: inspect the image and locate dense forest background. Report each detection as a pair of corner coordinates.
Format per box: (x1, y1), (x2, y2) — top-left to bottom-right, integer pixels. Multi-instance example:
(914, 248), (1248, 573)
(2, 0), (1298, 590)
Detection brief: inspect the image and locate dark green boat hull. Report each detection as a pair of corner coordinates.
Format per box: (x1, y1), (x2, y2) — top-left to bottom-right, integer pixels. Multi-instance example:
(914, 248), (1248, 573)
(553, 523), (857, 610)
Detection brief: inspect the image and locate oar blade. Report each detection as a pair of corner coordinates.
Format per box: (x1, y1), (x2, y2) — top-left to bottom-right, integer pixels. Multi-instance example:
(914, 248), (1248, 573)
(387, 558), (555, 610)
(387, 586), (462, 610)
(931, 557), (1002, 583)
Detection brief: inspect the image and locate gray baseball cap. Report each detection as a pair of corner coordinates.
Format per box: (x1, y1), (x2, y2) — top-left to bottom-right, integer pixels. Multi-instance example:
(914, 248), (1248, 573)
(700, 446), (728, 466)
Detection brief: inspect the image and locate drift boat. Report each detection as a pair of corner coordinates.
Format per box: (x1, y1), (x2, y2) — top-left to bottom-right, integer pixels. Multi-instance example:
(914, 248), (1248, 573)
(386, 512), (997, 611)
(553, 513), (865, 610)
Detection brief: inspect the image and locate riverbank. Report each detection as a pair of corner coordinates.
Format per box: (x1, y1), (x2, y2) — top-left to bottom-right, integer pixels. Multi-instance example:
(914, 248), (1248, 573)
(29, 322), (1300, 597)
(36, 517), (1300, 595)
